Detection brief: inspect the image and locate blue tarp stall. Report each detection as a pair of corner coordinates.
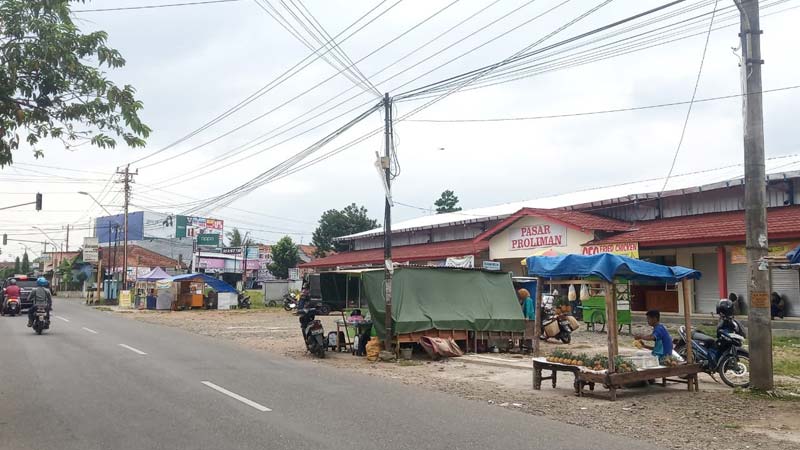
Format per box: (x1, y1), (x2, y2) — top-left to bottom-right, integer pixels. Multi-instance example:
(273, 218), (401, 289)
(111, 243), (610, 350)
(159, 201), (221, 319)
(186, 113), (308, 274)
(787, 245), (800, 264)
(167, 273), (237, 293)
(156, 273), (238, 310)
(525, 253), (701, 377)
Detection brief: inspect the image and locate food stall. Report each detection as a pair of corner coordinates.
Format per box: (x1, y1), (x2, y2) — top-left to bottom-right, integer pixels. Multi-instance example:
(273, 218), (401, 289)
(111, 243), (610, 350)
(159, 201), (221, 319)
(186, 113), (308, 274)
(135, 267), (170, 309)
(160, 273), (238, 310)
(526, 253), (702, 401)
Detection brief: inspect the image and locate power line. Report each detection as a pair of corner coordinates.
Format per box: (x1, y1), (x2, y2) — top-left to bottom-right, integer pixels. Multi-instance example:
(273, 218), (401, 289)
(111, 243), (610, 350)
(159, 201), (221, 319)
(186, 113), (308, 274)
(659, 0), (719, 194)
(404, 85), (800, 122)
(73, 0), (244, 13)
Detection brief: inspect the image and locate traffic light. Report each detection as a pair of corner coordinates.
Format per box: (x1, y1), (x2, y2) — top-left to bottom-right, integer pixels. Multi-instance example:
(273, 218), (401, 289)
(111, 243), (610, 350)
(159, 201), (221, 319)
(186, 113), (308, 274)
(2, 234), (6, 245)
(35, 193), (42, 211)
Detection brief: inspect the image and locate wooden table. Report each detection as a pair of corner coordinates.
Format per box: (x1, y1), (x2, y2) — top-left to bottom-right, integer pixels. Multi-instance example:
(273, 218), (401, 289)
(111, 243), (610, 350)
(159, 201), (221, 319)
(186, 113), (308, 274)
(532, 358), (595, 393)
(575, 363), (702, 401)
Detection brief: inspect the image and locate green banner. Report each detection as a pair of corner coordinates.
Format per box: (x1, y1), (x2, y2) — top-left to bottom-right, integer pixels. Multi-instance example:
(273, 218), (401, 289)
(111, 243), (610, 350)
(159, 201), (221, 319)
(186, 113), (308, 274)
(197, 233), (220, 247)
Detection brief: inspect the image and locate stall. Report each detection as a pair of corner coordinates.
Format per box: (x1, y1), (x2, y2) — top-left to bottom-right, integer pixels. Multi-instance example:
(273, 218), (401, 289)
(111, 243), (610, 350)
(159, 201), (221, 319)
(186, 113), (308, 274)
(161, 273), (238, 310)
(526, 253), (702, 401)
(362, 266), (526, 354)
(135, 267), (170, 309)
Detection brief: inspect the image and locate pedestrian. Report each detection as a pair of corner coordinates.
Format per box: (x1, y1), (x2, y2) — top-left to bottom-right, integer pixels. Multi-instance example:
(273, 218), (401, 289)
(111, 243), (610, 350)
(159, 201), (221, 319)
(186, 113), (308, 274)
(517, 288), (535, 352)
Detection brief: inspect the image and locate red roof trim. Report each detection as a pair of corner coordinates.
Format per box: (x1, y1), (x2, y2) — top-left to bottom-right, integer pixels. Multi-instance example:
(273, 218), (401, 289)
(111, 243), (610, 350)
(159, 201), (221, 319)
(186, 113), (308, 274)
(299, 239), (488, 269)
(473, 207), (631, 243)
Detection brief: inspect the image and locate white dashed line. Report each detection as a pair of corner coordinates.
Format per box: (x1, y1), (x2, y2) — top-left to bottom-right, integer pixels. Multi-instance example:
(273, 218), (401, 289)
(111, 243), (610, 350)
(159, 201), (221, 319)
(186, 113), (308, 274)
(55, 316), (69, 322)
(201, 381), (271, 412)
(118, 344), (147, 355)
(81, 327), (98, 334)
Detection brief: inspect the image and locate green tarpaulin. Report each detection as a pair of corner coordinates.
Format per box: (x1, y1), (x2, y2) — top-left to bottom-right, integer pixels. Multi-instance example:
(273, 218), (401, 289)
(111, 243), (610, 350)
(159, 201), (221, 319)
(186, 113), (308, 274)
(361, 267), (525, 339)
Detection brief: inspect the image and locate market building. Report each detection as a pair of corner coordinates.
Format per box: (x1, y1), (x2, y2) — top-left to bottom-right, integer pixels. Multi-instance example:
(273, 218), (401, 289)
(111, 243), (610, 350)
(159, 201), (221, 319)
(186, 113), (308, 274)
(301, 155), (800, 320)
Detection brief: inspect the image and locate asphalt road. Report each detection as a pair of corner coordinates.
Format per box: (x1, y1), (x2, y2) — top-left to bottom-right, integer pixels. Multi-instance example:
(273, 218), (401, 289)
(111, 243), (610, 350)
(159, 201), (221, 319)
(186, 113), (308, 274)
(0, 298), (662, 450)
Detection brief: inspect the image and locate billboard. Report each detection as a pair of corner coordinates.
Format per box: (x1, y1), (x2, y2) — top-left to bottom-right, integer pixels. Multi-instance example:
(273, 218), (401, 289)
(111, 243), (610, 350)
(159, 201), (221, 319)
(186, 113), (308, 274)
(143, 212), (176, 239)
(96, 212), (144, 244)
(176, 215), (223, 238)
(83, 237), (99, 263)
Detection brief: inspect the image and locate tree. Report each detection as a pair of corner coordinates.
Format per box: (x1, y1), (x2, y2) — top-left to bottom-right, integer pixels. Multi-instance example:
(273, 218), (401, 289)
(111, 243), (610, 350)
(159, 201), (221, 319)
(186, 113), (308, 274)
(14, 256), (20, 273)
(267, 236), (298, 280)
(225, 227), (252, 247)
(0, 1), (150, 166)
(58, 258), (72, 288)
(21, 251), (29, 273)
(434, 190), (462, 214)
(311, 203), (379, 256)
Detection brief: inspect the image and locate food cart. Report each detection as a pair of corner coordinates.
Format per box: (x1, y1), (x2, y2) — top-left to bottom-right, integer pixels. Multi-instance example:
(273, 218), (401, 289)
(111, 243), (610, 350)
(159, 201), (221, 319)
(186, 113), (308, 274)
(160, 273), (238, 310)
(135, 267), (170, 309)
(526, 253), (702, 401)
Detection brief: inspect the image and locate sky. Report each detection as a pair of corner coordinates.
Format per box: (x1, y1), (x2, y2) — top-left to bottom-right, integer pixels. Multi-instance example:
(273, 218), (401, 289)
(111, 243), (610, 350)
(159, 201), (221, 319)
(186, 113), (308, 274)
(2, 0), (799, 261)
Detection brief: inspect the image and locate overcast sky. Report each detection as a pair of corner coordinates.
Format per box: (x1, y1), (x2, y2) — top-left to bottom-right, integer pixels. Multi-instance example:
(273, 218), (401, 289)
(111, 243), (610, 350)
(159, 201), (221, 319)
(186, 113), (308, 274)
(2, 0), (799, 260)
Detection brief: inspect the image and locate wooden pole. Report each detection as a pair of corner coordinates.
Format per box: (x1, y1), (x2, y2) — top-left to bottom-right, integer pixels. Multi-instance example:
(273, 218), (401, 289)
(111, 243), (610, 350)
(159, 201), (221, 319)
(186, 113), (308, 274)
(532, 277), (543, 357)
(604, 281), (618, 372)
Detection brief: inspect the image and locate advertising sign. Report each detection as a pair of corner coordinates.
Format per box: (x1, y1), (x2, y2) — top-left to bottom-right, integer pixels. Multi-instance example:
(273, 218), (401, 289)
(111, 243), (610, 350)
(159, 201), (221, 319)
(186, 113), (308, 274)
(119, 290), (132, 309)
(222, 247), (241, 255)
(83, 237), (99, 263)
(176, 215), (223, 238)
(581, 242), (639, 259)
(197, 233), (220, 247)
(509, 224), (567, 251)
(730, 242), (799, 264)
(482, 261), (501, 271)
(143, 212), (176, 239)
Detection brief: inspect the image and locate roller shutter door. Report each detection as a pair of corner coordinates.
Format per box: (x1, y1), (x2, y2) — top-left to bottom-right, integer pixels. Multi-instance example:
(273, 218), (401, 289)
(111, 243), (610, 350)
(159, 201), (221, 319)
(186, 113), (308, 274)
(771, 269), (800, 317)
(726, 257), (748, 312)
(693, 253), (719, 313)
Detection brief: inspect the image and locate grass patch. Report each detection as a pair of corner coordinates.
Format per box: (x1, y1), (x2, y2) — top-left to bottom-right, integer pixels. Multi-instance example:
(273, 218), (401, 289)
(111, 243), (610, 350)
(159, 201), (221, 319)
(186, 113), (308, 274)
(245, 290), (266, 309)
(93, 306), (112, 312)
(773, 336), (800, 377)
(398, 359), (422, 367)
(735, 386), (800, 402)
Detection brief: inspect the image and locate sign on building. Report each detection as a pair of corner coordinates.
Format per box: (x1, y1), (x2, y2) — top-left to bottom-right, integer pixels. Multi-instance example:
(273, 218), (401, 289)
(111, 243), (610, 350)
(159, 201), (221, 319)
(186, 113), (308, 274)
(581, 242), (639, 259)
(83, 237), (99, 263)
(197, 233), (220, 247)
(176, 215), (223, 238)
(509, 224), (567, 251)
(221, 247), (241, 255)
(288, 268), (300, 280)
(143, 212), (176, 239)
(482, 260), (501, 271)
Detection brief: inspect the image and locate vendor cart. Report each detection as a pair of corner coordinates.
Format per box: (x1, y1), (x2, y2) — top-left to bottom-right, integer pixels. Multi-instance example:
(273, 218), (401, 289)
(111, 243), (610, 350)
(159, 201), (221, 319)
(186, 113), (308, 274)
(527, 253), (702, 401)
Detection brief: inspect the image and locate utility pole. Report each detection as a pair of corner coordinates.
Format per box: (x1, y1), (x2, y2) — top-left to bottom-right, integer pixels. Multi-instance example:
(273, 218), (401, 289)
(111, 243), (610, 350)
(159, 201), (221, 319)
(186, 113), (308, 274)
(736, 0), (772, 390)
(382, 93), (394, 352)
(64, 224), (70, 252)
(117, 165), (137, 291)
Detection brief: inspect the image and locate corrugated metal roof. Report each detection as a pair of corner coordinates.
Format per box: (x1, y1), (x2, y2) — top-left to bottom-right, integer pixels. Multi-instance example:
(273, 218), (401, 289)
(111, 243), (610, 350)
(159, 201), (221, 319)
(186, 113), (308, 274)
(340, 154), (800, 241)
(299, 239), (488, 269)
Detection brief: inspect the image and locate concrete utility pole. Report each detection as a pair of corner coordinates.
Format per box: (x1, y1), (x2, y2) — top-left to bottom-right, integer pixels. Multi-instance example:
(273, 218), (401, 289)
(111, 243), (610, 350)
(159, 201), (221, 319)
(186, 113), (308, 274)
(383, 93), (394, 352)
(117, 165), (137, 291)
(736, 0), (773, 390)
(64, 224), (69, 252)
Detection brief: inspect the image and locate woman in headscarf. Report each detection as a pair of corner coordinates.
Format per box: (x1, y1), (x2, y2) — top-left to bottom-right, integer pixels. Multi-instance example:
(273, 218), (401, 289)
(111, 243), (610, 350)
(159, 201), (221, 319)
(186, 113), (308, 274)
(518, 288), (536, 352)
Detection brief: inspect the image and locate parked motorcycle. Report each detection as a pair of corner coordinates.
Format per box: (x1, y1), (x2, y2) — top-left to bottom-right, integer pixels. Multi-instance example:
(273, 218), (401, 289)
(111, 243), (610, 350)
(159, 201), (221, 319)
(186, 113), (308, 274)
(237, 292), (251, 309)
(283, 292), (297, 311)
(540, 304), (576, 344)
(674, 299), (749, 388)
(32, 305), (50, 335)
(1, 296), (20, 316)
(298, 308), (326, 358)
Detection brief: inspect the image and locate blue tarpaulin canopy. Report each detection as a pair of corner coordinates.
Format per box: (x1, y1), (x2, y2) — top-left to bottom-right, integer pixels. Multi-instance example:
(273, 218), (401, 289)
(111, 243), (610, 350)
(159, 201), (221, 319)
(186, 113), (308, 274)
(137, 267), (170, 282)
(525, 253), (701, 283)
(788, 245), (800, 264)
(166, 273), (237, 293)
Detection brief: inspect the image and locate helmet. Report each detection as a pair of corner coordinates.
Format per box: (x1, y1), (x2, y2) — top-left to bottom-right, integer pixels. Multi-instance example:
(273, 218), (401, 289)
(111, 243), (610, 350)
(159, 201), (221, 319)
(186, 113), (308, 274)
(36, 277), (48, 287)
(716, 299), (734, 317)
(8, 279), (16, 285)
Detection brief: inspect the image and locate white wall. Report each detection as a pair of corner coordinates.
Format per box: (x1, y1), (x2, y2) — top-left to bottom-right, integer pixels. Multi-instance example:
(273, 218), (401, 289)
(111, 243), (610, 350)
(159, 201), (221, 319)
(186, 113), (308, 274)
(488, 216), (594, 260)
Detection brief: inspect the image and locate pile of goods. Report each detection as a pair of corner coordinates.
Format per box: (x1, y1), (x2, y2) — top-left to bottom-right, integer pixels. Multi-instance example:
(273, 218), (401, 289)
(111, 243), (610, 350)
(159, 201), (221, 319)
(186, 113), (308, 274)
(545, 350), (587, 366)
(660, 355), (681, 367)
(612, 355), (637, 373)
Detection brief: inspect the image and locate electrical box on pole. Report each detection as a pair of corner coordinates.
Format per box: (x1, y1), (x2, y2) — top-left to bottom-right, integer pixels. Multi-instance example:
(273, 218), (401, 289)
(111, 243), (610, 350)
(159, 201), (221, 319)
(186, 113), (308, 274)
(35, 193), (42, 211)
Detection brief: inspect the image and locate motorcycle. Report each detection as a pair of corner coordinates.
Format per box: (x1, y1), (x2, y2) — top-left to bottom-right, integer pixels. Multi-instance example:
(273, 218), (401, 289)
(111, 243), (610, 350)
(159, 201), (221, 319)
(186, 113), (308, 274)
(1, 296), (20, 316)
(32, 305), (50, 335)
(237, 292), (251, 309)
(674, 316), (750, 388)
(283, 292), (297, 311)
(540, 304), (576, 344)
(298, 308), (326, 358)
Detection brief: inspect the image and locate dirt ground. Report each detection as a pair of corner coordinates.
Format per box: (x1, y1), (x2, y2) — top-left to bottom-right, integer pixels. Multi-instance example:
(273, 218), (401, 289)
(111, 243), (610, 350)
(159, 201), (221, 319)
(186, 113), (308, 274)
(122, 308), (800, 450)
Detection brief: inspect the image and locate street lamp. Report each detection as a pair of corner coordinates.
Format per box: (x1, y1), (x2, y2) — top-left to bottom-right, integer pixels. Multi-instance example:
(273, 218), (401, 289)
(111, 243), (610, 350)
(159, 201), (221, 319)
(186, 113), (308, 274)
(78, 191), (114, 216)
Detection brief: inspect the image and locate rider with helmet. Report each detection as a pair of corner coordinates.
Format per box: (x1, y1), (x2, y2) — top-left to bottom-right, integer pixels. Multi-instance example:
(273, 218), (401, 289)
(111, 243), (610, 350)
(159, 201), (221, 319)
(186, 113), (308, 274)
(4, 279), (20, 312)
(27, 277), (52, 327)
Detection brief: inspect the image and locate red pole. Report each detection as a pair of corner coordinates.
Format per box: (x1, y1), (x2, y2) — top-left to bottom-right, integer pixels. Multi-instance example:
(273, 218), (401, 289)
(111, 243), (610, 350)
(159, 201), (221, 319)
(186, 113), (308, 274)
(716, 246), (728, 299)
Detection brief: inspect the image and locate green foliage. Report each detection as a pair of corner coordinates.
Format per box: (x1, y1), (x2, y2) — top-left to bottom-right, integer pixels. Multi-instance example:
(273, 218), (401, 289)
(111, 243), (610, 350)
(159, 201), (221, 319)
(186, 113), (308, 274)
(311, 203), (379, 256)
(434, 190), (462, 214)
(20, 251), (29, 273)
(225, 227), (252, 247)
(0, 0), (150, 165)
(14, 256), (20, 273)
(267, 236), (298, 279)
(57, 258), (71, 286)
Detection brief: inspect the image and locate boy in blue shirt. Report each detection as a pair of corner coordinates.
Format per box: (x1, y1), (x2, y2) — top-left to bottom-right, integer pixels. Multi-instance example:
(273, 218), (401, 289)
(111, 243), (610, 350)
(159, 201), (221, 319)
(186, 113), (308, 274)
(635, 310), (673, 361)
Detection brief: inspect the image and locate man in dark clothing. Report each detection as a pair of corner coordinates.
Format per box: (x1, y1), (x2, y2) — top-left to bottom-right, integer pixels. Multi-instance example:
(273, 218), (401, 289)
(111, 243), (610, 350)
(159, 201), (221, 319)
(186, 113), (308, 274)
(27, 278), (52, 327)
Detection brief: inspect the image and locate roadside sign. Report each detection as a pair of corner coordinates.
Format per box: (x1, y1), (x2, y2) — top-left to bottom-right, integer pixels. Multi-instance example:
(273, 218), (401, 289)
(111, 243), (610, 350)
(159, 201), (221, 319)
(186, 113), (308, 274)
(83, 237), (99, 263)
(222, 247), (241, 255)
(482, 261), (501, 271)
(197, 233), (220, 247)
(119, 290), (132, 308)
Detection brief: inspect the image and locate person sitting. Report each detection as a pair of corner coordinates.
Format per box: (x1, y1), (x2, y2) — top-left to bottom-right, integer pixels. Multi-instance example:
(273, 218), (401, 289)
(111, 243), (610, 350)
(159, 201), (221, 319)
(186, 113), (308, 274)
(634, 309), (673, 361)
(348, 309), (364, 323)
(27, 277), (52, 327)
(4, 279), (20, 312)
(771, 292), (786, 319)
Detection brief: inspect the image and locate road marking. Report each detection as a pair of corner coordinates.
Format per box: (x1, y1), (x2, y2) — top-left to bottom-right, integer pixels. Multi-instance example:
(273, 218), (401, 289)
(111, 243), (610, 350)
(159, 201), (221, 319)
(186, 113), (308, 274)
(118, 344), (147, 355)
(201, 381), (271, 412)
(55, 316), (69, 322)
(81, 327), (98, 334)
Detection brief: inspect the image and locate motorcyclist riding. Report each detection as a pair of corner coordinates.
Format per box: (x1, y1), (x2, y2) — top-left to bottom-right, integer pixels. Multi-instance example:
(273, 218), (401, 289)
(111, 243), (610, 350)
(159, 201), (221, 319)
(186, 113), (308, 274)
(27, 277), (52, 327)
(4, 279), (20, 311)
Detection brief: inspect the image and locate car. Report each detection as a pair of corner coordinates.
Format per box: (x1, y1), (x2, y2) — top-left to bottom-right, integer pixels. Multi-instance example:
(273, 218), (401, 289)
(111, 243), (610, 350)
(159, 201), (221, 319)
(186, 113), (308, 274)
(2, 276), (40, 311)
